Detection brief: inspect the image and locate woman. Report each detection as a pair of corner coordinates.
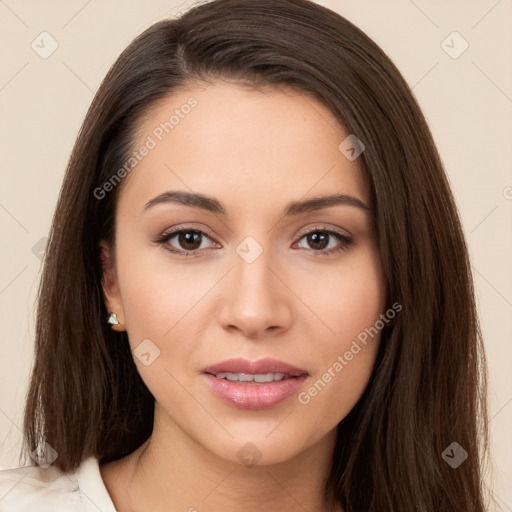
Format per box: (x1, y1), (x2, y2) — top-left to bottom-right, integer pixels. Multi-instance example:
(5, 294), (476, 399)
(0, 0), (490, 510)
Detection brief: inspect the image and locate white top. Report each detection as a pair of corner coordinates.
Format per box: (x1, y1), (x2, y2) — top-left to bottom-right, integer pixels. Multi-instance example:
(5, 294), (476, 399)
(0, 456), (117, 511)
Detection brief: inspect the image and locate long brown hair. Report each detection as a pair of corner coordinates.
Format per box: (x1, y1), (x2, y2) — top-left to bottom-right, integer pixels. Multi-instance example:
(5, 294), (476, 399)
(21, 0), (490, 510)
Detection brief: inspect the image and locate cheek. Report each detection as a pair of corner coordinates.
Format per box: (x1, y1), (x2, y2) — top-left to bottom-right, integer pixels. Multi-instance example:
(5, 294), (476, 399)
(113, 243), (205, 408)
(296, 297), (383, 431)
(295, 243), (386, 355)
(114, 232), (208, 343)
(293, 246), (385, 421)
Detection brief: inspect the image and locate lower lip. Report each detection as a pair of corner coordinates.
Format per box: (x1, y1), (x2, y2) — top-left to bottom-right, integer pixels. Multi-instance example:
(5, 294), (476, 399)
(202, 373), (308, 410)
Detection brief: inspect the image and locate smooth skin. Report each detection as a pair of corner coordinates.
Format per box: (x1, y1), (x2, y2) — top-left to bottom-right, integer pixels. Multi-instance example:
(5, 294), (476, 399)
(99, 80), (386, 512)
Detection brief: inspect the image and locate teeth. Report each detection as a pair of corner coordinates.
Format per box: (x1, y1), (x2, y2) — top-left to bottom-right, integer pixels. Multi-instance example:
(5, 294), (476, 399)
(215, 372), (287, 382)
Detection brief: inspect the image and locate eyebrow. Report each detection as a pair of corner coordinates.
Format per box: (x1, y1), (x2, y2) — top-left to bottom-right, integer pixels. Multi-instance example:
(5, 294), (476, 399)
(142, 190), (371, 216)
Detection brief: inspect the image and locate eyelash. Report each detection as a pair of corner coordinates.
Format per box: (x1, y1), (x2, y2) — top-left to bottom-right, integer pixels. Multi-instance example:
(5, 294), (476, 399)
(155, 225), (353, 258)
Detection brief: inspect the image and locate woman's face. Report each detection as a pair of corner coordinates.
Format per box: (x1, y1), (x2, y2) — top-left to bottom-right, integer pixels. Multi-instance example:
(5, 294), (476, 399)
(101, 80), (386, 466)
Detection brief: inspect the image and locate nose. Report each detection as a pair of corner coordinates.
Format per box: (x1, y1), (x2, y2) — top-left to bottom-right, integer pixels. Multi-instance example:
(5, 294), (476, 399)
(217, 245), (293, 339)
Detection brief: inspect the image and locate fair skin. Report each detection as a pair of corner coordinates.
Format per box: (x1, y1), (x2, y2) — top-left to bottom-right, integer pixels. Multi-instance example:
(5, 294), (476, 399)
(99, 79), (386, 512)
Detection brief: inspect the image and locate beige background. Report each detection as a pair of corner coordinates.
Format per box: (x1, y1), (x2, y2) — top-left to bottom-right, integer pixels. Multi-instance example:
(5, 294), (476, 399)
(1, 0), (511, 509)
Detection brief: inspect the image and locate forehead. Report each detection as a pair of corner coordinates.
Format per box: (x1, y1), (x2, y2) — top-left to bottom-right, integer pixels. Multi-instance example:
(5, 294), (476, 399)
(118, 80), (369, 216)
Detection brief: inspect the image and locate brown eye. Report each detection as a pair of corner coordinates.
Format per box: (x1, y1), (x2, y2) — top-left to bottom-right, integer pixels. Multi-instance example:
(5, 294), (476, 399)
(157, 228), (216, 257)
(305, 232), (330, 250)
(175, 230), (203, 251)
(295, 229), (352, 255)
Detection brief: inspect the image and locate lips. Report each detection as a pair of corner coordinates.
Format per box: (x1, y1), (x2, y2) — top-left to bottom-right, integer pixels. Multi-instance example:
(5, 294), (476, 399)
(202, 358), (309, 410)
(202, 357), (308, 377)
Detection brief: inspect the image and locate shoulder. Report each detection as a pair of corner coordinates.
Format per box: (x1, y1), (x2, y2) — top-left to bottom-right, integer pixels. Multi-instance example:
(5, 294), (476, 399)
(0, 461), (81, 511)
(0, 456), (115, 512)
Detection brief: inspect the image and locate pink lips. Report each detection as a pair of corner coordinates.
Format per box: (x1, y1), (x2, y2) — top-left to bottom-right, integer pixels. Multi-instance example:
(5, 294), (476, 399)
(202, 357), (308, 410)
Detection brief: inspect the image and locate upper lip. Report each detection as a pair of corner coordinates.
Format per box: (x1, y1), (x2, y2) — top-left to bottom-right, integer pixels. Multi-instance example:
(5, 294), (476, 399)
(202, 358), (308, 377)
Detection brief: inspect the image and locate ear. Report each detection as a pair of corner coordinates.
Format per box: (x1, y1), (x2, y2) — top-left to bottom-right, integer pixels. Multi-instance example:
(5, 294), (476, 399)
(99, 240), (125, 327)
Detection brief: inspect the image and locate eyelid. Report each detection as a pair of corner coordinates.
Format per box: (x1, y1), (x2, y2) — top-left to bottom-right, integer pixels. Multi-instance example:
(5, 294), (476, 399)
(295, 223), (351, 240)
(157, 223), (219, 242)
